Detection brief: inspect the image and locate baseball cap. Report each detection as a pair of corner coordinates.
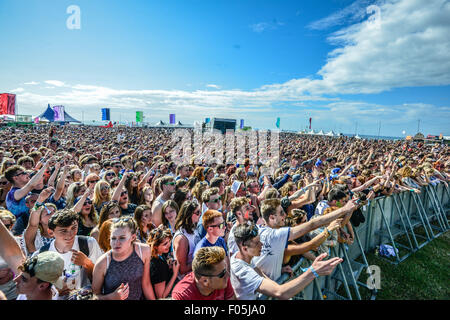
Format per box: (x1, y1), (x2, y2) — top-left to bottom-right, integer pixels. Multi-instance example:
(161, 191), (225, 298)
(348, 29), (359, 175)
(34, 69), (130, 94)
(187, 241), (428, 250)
(33, 251), (65, 289)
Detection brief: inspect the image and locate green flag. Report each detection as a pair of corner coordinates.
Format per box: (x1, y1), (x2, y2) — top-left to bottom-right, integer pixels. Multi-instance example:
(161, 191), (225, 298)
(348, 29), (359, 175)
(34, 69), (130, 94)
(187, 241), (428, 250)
(276, 117), (280, 128)
(136, 111), (143, 123)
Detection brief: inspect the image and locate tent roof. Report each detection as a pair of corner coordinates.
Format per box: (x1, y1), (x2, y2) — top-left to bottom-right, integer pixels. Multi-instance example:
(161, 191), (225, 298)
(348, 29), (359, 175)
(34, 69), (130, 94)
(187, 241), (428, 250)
(37, 104), (81, 123)
(37, 104), (55, 121)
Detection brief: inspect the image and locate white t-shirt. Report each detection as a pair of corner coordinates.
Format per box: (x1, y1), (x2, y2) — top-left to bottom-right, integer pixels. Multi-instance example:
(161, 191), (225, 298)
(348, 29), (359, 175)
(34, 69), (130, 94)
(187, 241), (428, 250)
(251, 226), (290, 281)
(230, 252), (264, 300)
(34, 236), (103, 291)
(314, 200), (330, 217)
(227, 223), (239, 257)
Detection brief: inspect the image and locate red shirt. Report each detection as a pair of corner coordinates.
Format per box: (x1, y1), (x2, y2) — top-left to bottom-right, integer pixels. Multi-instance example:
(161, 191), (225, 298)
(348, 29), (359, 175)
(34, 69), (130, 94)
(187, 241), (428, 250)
(172, 272), (235, 300)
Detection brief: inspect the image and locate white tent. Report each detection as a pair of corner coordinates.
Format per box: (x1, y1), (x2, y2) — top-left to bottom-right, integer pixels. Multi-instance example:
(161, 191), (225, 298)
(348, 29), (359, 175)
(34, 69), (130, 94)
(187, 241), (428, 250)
(326, 130), (336, 137)
(155, 120), (166, 126)
(308, 129), (317, 135)
(317, 130), (325, 135)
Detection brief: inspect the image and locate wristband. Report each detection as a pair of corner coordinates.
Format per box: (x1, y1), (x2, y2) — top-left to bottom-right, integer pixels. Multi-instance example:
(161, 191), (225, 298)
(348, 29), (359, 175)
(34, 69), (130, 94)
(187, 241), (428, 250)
(309, 266), (319, 278)
(34, 201), (44, 208)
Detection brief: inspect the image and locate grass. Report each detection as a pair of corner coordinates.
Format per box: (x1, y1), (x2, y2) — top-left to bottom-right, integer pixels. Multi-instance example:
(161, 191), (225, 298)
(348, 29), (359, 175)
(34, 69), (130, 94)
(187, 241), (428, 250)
(355, 230), (450, 300)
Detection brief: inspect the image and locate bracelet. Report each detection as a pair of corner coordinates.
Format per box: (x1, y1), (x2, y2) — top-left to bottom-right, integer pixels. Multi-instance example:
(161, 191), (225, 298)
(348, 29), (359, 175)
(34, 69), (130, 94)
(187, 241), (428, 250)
(34, 201), (44, 208)
(309, 266), (319, 278)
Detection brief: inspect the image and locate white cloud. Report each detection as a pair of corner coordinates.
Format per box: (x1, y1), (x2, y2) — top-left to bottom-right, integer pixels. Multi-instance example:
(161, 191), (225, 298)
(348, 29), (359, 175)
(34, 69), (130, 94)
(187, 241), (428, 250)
(250, 19), (285, 33)
(10, 88), (25, 93)
(11, 0), (450, 135)
(44, 80), (66, 87)
(24, 81), (39, 85)
(269, 0), (450, 95)
(307, 0), (373, 30)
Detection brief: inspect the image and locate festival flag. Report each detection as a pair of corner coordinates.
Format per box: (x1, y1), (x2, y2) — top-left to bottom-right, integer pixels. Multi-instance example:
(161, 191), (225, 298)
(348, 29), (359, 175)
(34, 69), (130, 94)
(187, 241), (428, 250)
(53, 106), (65, 121)
(101, 108), (110, 121)
(0, 93), (16, 115)
(136, 111), (143, 122)
(240, 119), (244, 129)
(276, 117), (280, 128)
(34, 117), (39, 124)
(309, 117), (312, 129)
(170, 114), (176, 124)
(205, 118), (210, 124)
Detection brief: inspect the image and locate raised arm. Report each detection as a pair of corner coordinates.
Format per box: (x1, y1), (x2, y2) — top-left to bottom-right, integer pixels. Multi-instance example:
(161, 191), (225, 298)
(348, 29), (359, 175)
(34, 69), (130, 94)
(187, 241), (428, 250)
(14, 158), (53, 201)
(53, 165), (70, 201)
(0, 220), (26, 275)
(289, 200), (357, 241)
(111, 171), (129, 201)
(257, 252), (342, 300)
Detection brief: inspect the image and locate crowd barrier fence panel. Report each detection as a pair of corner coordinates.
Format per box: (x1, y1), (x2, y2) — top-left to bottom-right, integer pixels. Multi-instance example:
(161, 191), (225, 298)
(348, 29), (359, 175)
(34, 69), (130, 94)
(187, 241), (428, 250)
(258, 183), (449, 300)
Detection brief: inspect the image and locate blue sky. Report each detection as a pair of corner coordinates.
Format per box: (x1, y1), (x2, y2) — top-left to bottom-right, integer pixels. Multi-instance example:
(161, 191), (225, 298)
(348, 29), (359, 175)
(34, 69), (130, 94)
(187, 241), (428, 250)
(1, 0), (449, 136)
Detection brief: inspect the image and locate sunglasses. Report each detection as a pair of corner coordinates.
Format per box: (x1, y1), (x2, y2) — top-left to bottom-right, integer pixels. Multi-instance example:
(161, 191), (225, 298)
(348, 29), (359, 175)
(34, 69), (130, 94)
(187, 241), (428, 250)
(193, 209), (201, 216)
(3, 223), (12, 229)
(89, 180), (99, 184)
(0, 181), (8, 185)
(14, 172), (28, 177)
(121, 190), (128, 196)
(208, 198), (220, 203)
(197, 268), (227, 279)
(106, 173), (115, 177)
(208, 222), (225, 229)
(84, 200), (93, 205)
(163, 181), (175, 186)
(100, 186), (110, 191)
(111, 217), (132, 223)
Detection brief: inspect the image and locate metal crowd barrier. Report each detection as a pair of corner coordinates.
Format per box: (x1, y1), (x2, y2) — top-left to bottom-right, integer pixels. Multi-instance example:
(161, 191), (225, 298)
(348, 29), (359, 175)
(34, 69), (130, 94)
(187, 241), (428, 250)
(258, 182), (450, 300)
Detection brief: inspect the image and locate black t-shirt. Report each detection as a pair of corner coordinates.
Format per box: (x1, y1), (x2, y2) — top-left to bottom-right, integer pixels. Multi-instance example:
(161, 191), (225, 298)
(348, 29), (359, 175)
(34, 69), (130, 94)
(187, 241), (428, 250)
(150, 256), (173, 285)
(77, 218), (94, 236)
(121, 203), (137, 216)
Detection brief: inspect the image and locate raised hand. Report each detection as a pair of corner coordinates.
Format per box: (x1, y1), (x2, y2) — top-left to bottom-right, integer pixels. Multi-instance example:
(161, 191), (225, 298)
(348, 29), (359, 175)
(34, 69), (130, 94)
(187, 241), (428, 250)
(310, 253), (343, 276)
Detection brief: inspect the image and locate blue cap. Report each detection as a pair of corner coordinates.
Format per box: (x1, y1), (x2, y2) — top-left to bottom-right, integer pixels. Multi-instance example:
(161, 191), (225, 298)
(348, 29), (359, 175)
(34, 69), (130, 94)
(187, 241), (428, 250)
(331, 168), (341, 174)
(315, 159), (322, 167)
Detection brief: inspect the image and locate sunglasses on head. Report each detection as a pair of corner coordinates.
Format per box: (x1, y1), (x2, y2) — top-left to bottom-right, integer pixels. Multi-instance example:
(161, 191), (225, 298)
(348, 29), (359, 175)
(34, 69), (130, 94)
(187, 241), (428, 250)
(111, 217), (132, 223)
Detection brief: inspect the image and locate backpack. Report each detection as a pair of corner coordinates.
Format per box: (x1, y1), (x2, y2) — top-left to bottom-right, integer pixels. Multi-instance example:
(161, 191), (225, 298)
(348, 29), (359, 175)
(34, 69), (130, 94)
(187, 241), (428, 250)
(39, 235), (90, 257)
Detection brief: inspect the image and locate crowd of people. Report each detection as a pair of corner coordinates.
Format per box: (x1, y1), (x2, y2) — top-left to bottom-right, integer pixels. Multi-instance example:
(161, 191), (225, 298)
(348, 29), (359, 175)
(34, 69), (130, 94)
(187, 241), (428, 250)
(0, 124), (448, 300)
